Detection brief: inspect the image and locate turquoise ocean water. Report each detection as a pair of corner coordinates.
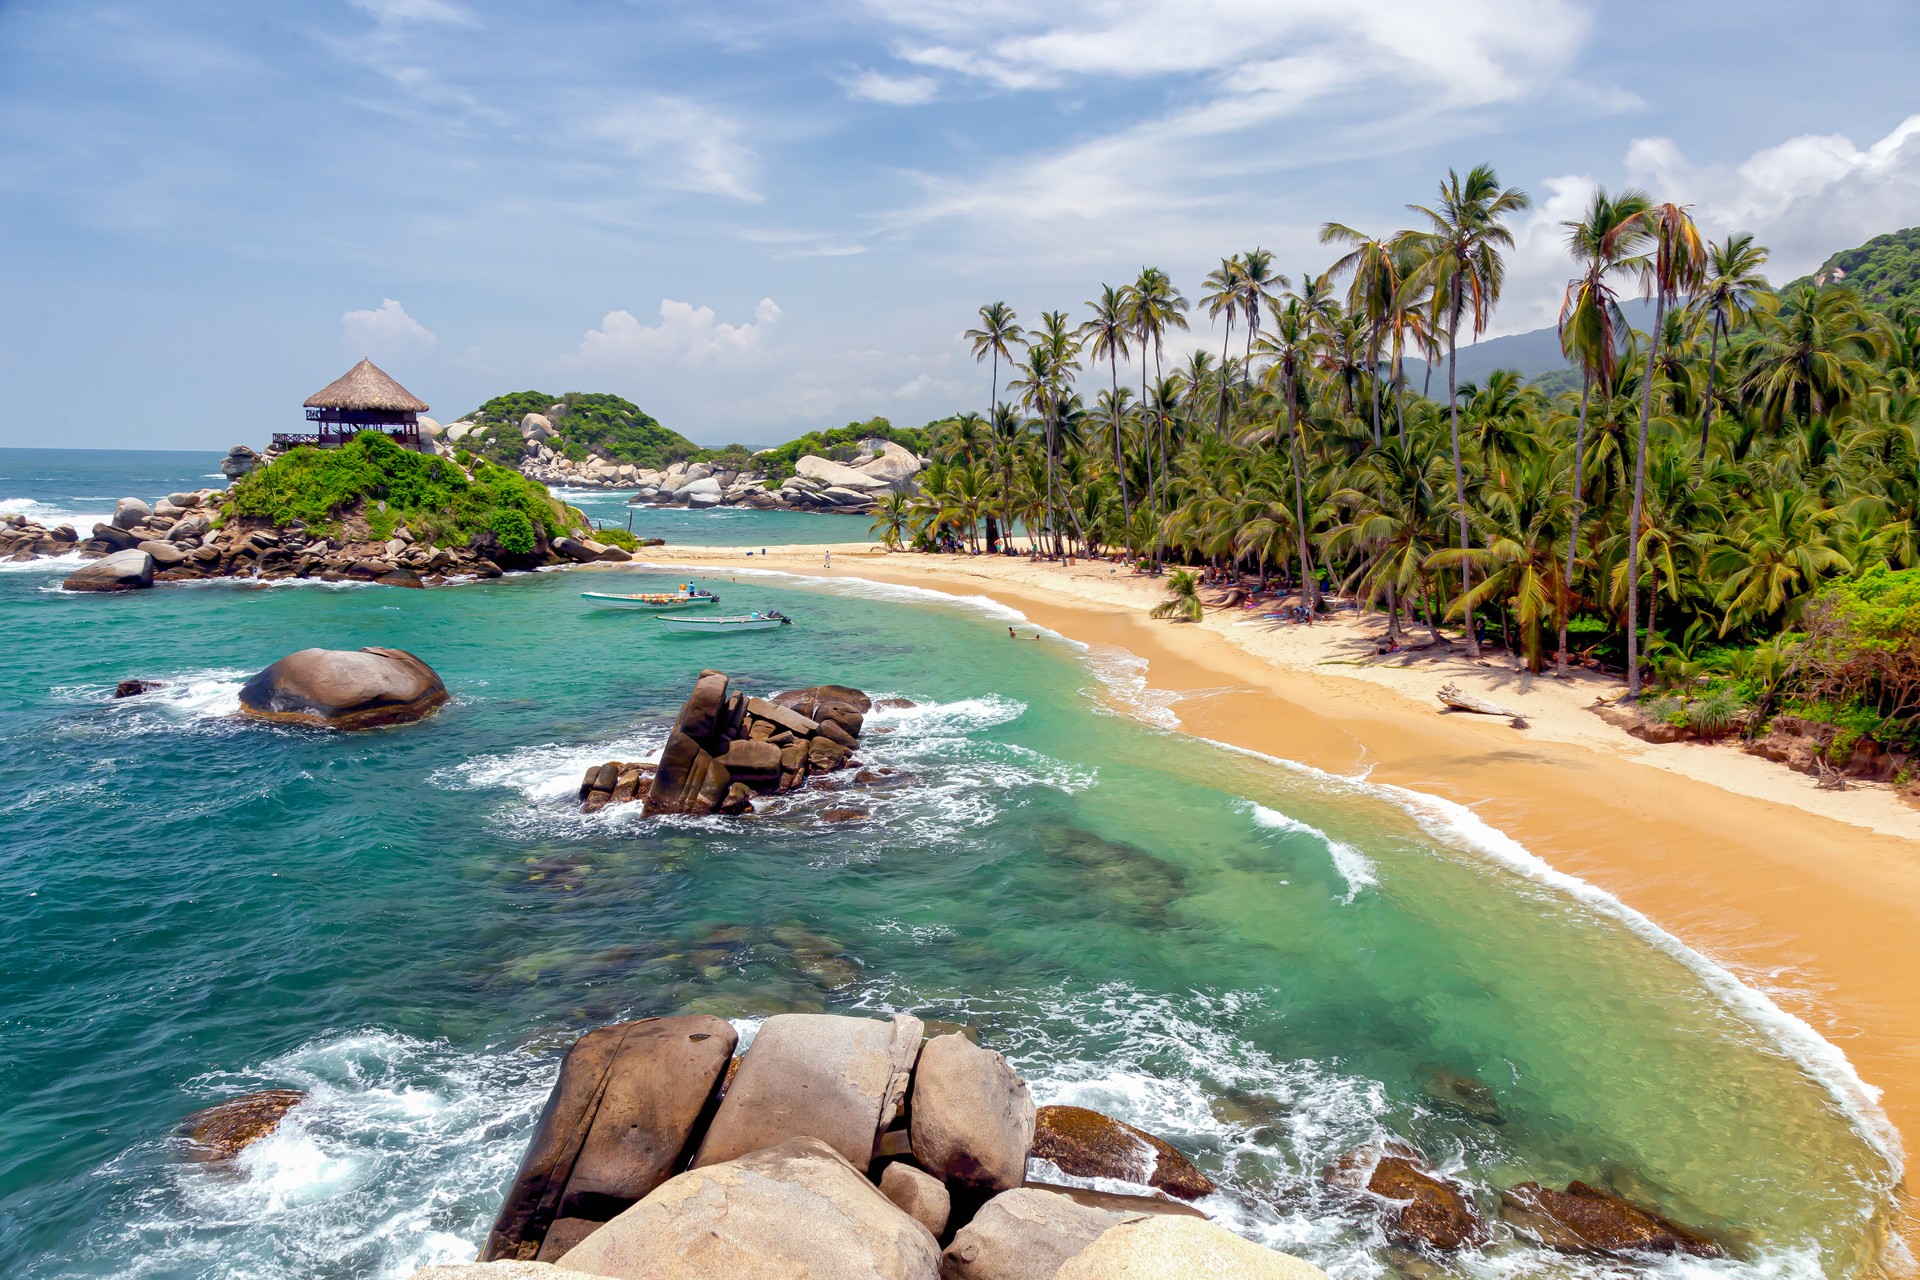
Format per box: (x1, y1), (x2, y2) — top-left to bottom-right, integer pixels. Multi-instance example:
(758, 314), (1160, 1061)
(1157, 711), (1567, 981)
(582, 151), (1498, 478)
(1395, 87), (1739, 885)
(0, 450), (1902, 1278)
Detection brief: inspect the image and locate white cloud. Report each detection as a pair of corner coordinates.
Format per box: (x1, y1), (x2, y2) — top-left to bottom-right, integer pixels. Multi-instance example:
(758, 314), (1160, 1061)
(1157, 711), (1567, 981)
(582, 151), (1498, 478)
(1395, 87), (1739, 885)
(1493, 113), (1920, 335)
(870, 0), (1596, 264)
(845, 69), (938, 105)
(568, 298), (782, 366)
(342, 298), (437, 352)
(590, 96), (762, 202)
(347, 0), (474, 24)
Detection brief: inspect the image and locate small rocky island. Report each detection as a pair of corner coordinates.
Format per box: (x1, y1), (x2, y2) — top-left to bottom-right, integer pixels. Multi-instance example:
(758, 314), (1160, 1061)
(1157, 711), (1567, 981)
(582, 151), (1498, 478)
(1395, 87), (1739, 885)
(580, 673), (871, 816)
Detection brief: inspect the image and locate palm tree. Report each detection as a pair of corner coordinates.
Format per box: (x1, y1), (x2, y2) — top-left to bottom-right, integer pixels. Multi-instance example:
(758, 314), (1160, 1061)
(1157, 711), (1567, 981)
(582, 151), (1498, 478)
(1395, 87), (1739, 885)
(1555, 185), (1652, 675)
(1236, 249), (1286, 393)
(1149, 568), (1205, 622)
(1740, 284), (1885, 428)
(1690, 233), (1774, 454)
(1257, 293), (1321, 614)
(1128, 267), (1191, 558)
(1200, 256), (1244, 438)
(1624, 201), (1706, 696)
(1080, 285), (1136, 550)
(1320, 222), (1400, 445)
(1405, 163), (1532, 657)
(965, 302), (1024, 426)
(870, 491), (911, 549)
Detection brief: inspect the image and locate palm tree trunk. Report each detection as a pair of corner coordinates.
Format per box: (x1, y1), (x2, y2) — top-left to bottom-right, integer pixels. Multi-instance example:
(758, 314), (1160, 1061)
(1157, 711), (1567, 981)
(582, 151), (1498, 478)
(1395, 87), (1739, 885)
(1286, 367), (1317, 619)
(1445, 292), (1477, 657)
(1557, 369), (1593, 678)
(1627, 290), (1666, 697)
(1110, 353), (1132, 555)
(1393, 339), (1408, 447)
(1217, 317), (1233, 439)
(1369, 326), (1384, 447)
(1385, 578), (1400, 644)
(1699, 313), (1723, 459)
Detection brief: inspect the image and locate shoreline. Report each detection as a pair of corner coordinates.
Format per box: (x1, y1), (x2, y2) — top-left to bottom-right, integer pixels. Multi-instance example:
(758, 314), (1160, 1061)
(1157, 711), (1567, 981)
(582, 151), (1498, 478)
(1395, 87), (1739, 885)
(625, 541), (1919, 1241)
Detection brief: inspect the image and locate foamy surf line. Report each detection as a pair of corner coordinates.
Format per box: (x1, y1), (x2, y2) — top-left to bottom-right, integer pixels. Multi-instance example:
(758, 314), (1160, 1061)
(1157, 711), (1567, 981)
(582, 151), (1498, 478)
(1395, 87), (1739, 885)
(1204, 734), (1905, 1177)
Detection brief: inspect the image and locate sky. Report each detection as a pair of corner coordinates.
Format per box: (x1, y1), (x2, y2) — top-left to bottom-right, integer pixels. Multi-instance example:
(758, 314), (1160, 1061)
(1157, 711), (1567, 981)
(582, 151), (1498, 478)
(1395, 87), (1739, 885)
(1, 0), (1917, 451)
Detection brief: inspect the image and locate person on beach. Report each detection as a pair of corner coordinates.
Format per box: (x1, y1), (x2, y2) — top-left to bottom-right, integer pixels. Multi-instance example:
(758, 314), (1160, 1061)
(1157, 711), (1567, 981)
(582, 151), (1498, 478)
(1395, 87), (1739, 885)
(823, 551), (831, 568)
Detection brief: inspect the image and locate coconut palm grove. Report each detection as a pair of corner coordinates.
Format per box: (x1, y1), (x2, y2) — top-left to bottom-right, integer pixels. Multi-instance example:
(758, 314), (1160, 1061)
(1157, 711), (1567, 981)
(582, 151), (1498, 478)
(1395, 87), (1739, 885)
(870, 167), (1920, 750)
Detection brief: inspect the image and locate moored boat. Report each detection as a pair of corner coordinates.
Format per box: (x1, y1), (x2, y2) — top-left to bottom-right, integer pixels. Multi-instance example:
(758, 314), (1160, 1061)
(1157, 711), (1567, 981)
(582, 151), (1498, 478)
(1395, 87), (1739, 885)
(657, 610), (792, 634)
(580, 584), (718, 610)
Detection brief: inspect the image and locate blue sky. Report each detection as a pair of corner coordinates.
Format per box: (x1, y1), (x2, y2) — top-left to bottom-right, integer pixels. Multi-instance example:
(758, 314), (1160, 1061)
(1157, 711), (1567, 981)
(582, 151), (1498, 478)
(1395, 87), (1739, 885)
(2, 0), (1917, 450)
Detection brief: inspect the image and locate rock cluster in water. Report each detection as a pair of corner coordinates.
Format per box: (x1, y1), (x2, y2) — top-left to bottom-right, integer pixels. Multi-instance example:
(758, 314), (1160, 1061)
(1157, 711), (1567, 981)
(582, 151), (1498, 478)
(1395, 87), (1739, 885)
(464, 1011), (1297, 1280)
(580, 673), (869, 817)
(10, 480), (653, 591)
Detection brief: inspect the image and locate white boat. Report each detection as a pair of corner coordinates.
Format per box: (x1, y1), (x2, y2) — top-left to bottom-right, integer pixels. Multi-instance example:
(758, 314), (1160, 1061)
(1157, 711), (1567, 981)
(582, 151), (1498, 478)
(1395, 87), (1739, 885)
(657, 610), (792, 634)
(580, 584), (719, 610)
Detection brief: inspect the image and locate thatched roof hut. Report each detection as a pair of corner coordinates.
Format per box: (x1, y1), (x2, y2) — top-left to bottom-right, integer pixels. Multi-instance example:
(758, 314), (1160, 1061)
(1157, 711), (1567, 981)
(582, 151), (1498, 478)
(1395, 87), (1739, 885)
(304, 358), (429, 413)
(277, 359), (429, 451)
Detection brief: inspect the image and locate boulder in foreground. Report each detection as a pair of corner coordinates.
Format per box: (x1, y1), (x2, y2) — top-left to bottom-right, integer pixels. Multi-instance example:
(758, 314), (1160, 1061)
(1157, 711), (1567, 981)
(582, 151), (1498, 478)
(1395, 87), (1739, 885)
(237, 646), (448, 729)
(556, 1136), (940, 1280)
(484, 1015), (737, 1263)
(908, 1033), (1034, 1194)
(177, 1089), (307, 1161)
(1057, 1216), (1329, 1280)
(62, 549), (154, 592)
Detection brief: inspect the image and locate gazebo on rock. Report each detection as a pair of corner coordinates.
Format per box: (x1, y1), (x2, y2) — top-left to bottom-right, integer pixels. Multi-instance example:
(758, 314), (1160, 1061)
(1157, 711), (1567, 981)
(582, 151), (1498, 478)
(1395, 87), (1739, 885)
(276, 358), (429, 451)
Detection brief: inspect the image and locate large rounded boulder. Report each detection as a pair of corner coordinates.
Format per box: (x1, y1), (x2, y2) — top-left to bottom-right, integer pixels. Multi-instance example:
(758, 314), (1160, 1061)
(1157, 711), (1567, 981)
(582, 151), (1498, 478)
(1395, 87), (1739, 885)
(62, 549), (154, 592)
(238, 646), (449, 730)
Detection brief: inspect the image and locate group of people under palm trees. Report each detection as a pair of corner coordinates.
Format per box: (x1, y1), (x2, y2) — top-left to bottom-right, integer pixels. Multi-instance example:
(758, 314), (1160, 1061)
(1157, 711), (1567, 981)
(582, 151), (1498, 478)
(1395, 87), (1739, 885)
(871, 163), (1912, 700)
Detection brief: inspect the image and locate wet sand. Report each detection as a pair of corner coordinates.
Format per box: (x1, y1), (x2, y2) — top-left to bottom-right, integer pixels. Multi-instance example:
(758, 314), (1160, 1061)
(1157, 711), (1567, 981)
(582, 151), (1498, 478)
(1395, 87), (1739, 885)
(626, 543), (1920, 1249)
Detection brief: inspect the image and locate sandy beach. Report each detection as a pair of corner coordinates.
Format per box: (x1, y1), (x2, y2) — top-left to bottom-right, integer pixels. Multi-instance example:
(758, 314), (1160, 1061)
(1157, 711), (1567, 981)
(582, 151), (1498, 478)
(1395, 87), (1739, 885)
(627, 540), (1920, 1235)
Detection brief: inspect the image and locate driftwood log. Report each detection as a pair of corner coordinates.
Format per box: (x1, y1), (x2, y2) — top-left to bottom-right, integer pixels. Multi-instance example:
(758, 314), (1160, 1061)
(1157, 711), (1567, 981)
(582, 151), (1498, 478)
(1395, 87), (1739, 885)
(1437, 682), (1527, 729)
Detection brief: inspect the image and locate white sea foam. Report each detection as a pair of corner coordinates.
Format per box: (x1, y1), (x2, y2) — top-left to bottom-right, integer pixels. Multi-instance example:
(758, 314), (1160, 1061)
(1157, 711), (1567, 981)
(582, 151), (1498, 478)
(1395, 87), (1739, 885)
(1080, 644), (1183, 730)
(0, 495), (115, 530)
(432, 732), (665, 803)
(1246, 801), (1378, 901)
(66, 1029), (557, 1280)
(0, 548), (87, 573)
(1205, 736), (1905, 1182)
(48, 669), (252, 737)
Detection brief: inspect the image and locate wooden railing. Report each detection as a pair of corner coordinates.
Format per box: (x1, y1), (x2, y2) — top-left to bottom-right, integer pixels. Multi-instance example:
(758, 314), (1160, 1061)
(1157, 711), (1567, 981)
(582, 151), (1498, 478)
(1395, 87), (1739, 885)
(270, 433), (324, 449)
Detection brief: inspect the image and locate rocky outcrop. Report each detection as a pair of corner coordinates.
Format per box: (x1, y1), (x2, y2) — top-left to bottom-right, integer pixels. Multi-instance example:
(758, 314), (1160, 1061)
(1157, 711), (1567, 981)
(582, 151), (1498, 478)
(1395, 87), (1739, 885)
(1031, 1105), (1217, 1201)
(61, 548), (154, 592)
(694, 1013), (923, 1173)
(477, 1012), (1335, 1278)
(237, 646), (448, 730)
(484, 1016), (737, 1263)
(908, 1034), (1035, 1194)
(177, 1089), (307, 1161)
(1500, 1181), (1722, 1259)
(0, 510), (80, 562)
(523, 439), (925, 518)
(1325, 1142), (1485, 1252)
(220, 444), (262, 478)
(557, 1137), (941, 1280)
(577, 673), (868, 819)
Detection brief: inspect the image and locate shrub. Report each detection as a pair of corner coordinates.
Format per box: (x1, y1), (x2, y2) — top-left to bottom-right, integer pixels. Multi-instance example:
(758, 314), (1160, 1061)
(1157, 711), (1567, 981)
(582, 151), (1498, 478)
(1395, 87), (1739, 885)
(594, 526), (640, 551)
(491, 508), (536, 556)
(1642, 695), (1688, 727)
(1686, 687), (1746, 737)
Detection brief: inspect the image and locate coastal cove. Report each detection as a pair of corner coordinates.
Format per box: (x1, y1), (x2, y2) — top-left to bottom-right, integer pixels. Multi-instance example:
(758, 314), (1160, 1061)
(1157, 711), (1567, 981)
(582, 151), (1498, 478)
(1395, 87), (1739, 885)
(0, 454), (1906, 1278)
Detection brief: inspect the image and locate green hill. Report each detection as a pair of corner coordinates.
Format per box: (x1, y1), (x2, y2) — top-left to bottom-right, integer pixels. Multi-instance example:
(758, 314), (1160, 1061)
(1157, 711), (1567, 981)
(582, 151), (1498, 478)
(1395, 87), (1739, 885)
(460, 391), (699, 468)
(1785, 226), (1920, 313)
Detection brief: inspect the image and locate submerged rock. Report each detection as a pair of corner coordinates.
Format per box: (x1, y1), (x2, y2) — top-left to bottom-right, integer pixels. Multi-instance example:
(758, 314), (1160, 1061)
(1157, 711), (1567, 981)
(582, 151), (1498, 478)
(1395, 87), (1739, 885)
(1030, 1104), (1216, 1201)
(237, 646), (448, 730)
(113, 678), (165, 698)
(178, 1089), (307, 1161)
(1325, 1142), (1485, 1253)
(1500, 1181), (1722, 1259)
(1419, 1067), (1504, 1125)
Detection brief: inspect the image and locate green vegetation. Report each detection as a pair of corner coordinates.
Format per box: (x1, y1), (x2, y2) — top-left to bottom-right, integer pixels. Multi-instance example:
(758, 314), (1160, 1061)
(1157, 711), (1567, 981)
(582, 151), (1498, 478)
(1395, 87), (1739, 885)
(593, 525), (641, 551)
(1785, 226), (1920, 314)
(890, 174), (1920, 722)
(752, 417), (933, 482)
(461, 391), (700, 468)
(224, 431), (581, 560)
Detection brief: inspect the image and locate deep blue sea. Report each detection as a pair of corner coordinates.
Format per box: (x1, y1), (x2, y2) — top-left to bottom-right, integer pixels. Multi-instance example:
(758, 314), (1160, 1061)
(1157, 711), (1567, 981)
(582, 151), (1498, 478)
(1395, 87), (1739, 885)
(0, 450), (1900, 1279)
